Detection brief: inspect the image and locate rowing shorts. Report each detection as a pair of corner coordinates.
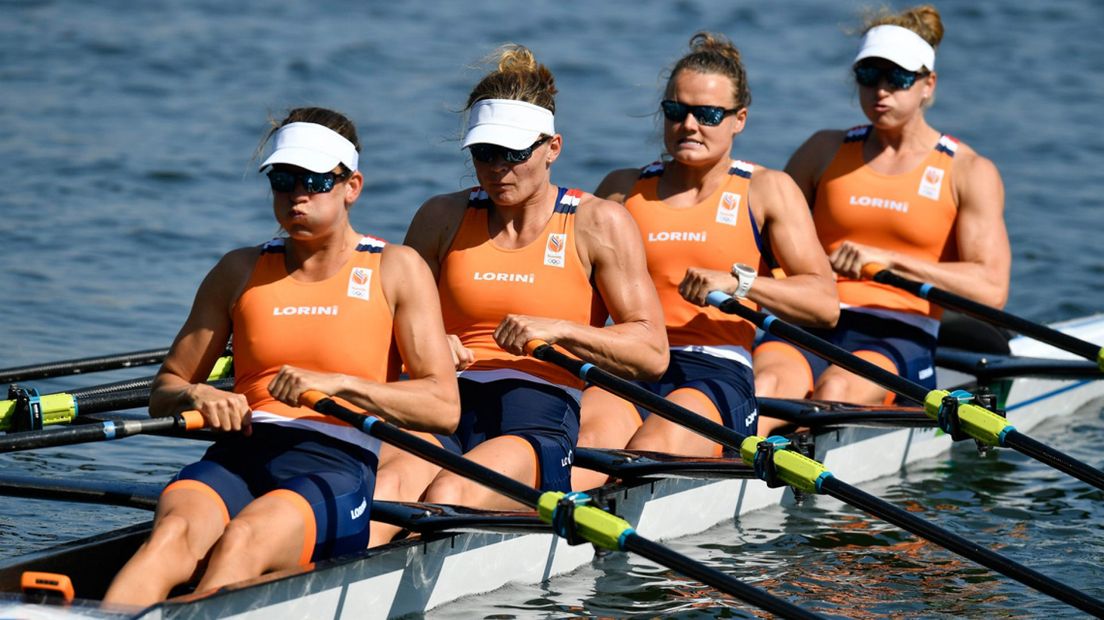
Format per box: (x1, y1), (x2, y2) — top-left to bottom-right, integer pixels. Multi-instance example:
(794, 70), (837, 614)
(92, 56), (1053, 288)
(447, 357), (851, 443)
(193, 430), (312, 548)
(442, 378), (580, 493)
(169, 423), (378, 562)
(756, 308), (938, 394)
(634, 349), (759, 438)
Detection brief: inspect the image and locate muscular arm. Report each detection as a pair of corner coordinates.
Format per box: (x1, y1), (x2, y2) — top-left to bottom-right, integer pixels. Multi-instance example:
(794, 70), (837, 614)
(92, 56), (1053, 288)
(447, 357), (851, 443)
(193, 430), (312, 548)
(751, 169), (839, 326)
(150, 248), (255, 429)
(275, 245), (460, 433)
(501, 196), (669, 380)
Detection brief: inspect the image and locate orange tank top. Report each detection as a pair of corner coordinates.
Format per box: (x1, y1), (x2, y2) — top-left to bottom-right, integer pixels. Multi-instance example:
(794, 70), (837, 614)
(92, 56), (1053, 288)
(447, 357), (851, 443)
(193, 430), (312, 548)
(625, 160), (764, 362)
(231, 236), (394, 451)
(814, 125), (959, 331)
(438, 187), (598, 390)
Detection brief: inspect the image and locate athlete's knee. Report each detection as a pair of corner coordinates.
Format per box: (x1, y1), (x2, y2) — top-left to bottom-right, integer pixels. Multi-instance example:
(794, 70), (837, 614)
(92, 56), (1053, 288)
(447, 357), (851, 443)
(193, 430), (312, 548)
(212, 519), (258, 558)
(145, 514), (201, 559)
(753, 369), (781, 397)
(422, 473), (467, 505)
(373, 468), (402, 501)
(814, 374), (851, 401)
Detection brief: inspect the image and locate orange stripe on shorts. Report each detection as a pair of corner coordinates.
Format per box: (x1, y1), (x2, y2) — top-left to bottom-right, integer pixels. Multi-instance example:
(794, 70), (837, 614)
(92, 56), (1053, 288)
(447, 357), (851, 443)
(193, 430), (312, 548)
(265, 489), (317, 566)
(161, 479), (230, 524)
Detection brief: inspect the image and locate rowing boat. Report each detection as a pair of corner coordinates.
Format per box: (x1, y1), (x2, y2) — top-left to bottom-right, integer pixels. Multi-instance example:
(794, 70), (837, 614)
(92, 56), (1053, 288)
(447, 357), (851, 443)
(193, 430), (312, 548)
(0, 314), (1102, 618)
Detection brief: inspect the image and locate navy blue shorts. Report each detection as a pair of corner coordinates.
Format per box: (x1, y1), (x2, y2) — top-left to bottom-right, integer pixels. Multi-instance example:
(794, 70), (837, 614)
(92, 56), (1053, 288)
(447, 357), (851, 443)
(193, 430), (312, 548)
(171, 423), (378, 562)
(442, 379), (579, 493)
(635, 349), (758, 437)
(756, 309), (938, 392)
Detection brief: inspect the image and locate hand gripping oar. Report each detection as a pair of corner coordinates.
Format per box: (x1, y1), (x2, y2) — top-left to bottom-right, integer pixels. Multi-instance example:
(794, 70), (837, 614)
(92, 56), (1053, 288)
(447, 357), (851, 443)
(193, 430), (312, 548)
(0, 348), (171, 384)
(297, 390), (819, 620)
(861, 263), (1104, 371)
(0, 361), (233, 433)
(704, 291), (1104, 495)
(526, 339), (1104, 616)
(0, 411), (206, 453)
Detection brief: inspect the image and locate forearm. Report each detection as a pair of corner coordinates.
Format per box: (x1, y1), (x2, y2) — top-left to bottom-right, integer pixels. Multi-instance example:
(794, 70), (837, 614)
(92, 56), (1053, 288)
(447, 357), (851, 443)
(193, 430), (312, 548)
(878, 252), (1009, 309)
(149, 373), (202, 417)
(750, 274), (839, 327)
(552, 320), (669, 381)
(334, 376), (459, 434)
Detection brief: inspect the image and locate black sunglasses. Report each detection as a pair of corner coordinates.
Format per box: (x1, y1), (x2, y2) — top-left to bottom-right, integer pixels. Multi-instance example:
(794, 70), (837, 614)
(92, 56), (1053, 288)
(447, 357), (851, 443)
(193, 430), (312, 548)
(660, 100), (740, 127)
(469, 136), (550, 164)
(266, 169), (350, 194)
(853, 64), (925, 90)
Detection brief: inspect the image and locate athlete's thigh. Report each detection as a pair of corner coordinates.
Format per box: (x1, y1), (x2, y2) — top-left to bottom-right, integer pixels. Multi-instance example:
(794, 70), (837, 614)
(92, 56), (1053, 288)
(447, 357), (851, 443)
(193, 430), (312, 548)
(752, 341), (816, 398)
(578, 387), (641, 449)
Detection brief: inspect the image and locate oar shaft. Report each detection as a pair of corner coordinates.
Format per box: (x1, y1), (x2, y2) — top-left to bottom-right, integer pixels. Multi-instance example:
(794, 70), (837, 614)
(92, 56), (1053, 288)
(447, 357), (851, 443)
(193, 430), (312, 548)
(0, 474), (161, 510)
(529, 343), (748, 448)
(870, 269), (1102, 365)
(820, 476), (1104, 616)
(0, 412), (203, 453)
(0, 348), (170, 384)
(1002, 430), (1104, 491)
(305, 393), (542, 507)
(706, 293), (928, 403)
(621, 534), (820, 620)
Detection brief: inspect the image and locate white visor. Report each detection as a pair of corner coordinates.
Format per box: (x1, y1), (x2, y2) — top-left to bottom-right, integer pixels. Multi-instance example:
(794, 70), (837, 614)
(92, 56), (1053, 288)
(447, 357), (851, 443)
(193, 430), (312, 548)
(461, 99), (555, 150)
(854, 25), (936, 72)
(259, 122), (359, 173)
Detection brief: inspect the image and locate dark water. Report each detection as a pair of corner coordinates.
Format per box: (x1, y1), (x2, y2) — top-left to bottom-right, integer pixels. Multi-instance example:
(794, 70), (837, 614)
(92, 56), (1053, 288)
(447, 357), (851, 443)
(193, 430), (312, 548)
(2, 0), (1103, 617)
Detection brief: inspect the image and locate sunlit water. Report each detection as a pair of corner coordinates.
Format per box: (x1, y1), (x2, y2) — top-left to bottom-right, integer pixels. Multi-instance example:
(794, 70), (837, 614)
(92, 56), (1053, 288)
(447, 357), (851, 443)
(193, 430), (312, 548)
(2, 0), (1103, 617)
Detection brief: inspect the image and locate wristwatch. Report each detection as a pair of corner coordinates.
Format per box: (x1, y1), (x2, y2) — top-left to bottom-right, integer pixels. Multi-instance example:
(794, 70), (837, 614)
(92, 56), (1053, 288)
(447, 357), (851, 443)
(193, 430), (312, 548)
(730, 263), (757, 299)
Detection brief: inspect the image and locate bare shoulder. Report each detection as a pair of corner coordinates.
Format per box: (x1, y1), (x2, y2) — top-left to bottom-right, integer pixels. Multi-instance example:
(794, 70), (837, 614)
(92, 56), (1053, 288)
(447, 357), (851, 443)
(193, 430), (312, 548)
(749, 165), (796, 190)
(950, 138), (1001, 180)
(408, 190), (469, 230)
(947, 138), (1003, 207)
(381, 242), (427, 271)
(212, 246), (261, 281)
(404, 189), (470, 256)
(594, 167), (641, 203)
(790, 129), (846, 162)
(576, 191), (637, 232)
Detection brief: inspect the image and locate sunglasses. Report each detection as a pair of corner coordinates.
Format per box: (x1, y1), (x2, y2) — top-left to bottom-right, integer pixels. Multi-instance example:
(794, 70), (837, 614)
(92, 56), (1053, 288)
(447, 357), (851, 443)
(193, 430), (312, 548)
(266, 169), (350, 194)
(660, 100), (740, 127)
(853, 65), (925, 90)
(468, 136), (550, 164)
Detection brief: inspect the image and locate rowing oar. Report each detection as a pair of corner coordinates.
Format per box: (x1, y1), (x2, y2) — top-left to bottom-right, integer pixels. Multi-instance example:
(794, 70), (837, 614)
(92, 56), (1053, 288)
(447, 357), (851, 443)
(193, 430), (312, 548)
(862, 263), (1104, 371)
(298, 390), (819, 620)
(0, 474), (162, 510)
(0, 348), (170, 384)
(0, 411), (205, 453)
(0, 361), (233, 433)
(527, 340), (1104, 616)
(704, 291), (1104, 495)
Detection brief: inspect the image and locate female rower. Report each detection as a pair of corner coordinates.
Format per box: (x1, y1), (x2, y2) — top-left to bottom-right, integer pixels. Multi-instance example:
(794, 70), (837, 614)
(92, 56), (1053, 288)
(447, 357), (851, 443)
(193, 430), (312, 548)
(754, 5), (1010, 404)
(574, 32), (838, 489)
(404, 45), (668, 509)
(104, 107), (459, 606)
